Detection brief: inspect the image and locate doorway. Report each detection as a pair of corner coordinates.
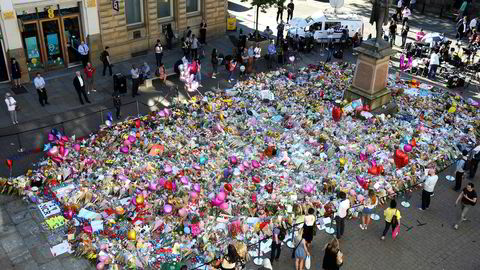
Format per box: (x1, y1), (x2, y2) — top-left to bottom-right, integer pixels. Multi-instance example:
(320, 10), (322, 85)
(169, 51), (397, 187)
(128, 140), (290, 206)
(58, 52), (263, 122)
(40, 19), (65, 69)
(62, 15), (83, 67)
(0, 40), (9, 82)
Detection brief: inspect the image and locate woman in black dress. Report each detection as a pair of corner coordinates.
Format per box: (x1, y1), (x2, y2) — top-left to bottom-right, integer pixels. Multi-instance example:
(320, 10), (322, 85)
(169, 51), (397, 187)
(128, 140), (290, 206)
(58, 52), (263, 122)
(302, 208), (315, 248)
(11, 58), (21, 88)
(200, 19), (207, 44)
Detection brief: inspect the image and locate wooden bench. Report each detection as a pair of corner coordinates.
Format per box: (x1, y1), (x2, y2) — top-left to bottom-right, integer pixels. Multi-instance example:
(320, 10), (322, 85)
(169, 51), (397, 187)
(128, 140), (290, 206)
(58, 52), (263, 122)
(140, 67), (176, 89)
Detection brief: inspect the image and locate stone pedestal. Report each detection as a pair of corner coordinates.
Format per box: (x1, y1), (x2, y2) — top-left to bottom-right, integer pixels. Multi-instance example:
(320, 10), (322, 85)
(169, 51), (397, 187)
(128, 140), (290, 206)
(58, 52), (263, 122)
(344, 39), (396, 111)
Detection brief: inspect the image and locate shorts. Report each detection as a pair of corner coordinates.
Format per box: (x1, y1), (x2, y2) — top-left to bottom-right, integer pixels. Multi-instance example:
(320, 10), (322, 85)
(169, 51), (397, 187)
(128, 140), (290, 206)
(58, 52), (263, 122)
(363, 207), (373, 214)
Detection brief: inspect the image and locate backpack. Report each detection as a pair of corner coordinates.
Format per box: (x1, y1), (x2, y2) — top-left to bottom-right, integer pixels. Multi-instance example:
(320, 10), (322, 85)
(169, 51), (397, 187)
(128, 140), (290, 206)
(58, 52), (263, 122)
(99, 51), (106, 62)
(278, 226), (287, 241)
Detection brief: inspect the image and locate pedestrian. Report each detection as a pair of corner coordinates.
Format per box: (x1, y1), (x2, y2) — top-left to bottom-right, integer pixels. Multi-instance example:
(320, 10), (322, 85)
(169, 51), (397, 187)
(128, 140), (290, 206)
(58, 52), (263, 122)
(322, 237), (343, 270)
(200, 19), (207, 44)
(389, 19), (397, 47)
(264, 26), (274, 41)
(287, 0), (294, 23)
(396, 0), (403, 21)
(4, 92), (18, 125)
(454, 150), (469, 191)
(402, 6), (411, 26)
(211, 49), (219, 78)
(33, 72), (49, 106)
(456, 16), (469, 42)
(380, 199), (401, 240)
(270, 218), (282, 262)
(335, 191), (349, 239)
(410, 0), (416, 10)
(154, 39), (163, 66)
(191, 34), (199, 60)
(254, 43), (261, 70)
(73, 71), (90, 105)
(277, 21), (285, 44)
(276, 3), (284, 23)
(419, 168), (438, 210)
(101, 46), (112, 76)
(227, 59), (236, 82)
(195, 59), (202, 84)
(326, 42), (334, 63)
(468, 151), (480, 179)
(267, 40), (276, 69)
(141, 62), (152, 83)
(112, 92), (122, 120)
(130, 65), (140, 97)
(78, 41), (89, 67)
(156, 63), (167, 83)
(258, 258), (273, 270)
(247, 45), (254, 73)
(302, 208), (315, 249)
(294, 233), (310, 270)
(184, 26), (192, 40)
(84, 62), (96, 94)
(220, 244), (241, 269)
(360, 189), (377, 230)
(10, 58), (21, 88)
(164, 24), (174, 50)
(428, 49), (440, 80)
(454, 182), (477, 230)
(400, 23), (409, 48)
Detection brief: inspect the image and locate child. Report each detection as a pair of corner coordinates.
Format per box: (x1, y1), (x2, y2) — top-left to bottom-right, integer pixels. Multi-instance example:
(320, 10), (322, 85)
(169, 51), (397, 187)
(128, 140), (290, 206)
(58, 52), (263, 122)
(113, 92), (122, 120)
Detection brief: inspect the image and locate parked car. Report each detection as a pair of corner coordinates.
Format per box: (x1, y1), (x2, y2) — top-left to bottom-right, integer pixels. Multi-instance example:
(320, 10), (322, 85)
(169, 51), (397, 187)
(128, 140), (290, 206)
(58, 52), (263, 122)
(287, 11), (363, 44)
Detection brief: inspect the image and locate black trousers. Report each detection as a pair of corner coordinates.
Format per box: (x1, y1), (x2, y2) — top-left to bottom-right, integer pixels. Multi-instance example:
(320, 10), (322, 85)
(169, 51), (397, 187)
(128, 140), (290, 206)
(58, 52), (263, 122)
(81, 54), (89, 67)
(132, 78), (139, 97)
(270, 242), (281, 261)
(191, 48), (198, 60)
(155, 53), (163, 66)
(454, 171), (464, 191)
(335, 216), (345, 239)
(287, 11), (293, 21)
(469, 161), (479, 179)
(421, 189), (432, 210)
(76, 88), (90, 104)
(36, 88), (48, 105)
(103, 62), (112, 76)
(382, 221), (394, 236)
(115, 106), (121, 119)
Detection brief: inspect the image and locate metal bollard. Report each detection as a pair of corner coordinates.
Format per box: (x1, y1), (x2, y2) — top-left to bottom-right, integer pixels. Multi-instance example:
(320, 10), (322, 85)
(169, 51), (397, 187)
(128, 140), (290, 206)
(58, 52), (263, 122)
(286, 225), (296, 248)
(253, 238), (264, 265)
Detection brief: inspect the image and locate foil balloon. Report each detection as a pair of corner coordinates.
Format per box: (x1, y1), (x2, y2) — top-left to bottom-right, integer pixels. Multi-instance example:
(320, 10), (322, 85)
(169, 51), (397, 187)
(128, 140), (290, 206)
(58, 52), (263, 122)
(224, 183), (233, 192)
(178, 208), (187, 217)
(252, 160), (260, 168)
(216, 192), (226, 202)
(64, 209), (74, 220)
(135, 119), (141, 128)
(332, 106), (342, 122)
(219, 202), (229, 210)
(404, 144), (413, 152)
(128, 135), (136, 143)
(163, 204), (173, 213)
(5, 159), (12, 170)
(120, 146), (129, 153)
(394, 149), (409, 168)
(127, 229), (136, 240)
(180, 176), (189, 185)
(74, 144), (81, 151)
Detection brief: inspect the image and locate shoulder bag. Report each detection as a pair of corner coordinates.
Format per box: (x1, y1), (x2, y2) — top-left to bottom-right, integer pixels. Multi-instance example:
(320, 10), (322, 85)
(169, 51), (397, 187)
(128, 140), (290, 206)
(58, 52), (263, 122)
(336, 250), (344, 266)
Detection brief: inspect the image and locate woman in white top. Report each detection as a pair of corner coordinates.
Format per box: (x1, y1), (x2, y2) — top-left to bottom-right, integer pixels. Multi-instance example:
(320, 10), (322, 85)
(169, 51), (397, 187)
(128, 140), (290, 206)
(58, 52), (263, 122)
(253, 43), (261, 70)
(5, 93), (18, 125)
(360, 189), (378, 230)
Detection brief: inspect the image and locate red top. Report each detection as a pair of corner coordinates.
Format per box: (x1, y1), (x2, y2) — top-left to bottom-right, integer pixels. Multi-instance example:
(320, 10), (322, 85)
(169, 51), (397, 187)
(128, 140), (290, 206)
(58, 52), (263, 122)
(84, 66), (96, 78)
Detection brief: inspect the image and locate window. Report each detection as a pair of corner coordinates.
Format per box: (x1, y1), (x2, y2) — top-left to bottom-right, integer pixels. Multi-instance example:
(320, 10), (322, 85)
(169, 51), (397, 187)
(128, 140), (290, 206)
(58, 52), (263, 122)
(126, 0), (143, 25)
(157, 0), (173, 19)
(186, 0), (200, 14)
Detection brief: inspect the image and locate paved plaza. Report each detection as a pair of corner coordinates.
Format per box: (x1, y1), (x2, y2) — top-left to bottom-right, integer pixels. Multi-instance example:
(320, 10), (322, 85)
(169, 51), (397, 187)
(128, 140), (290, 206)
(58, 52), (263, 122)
(0, 1), (479, 269)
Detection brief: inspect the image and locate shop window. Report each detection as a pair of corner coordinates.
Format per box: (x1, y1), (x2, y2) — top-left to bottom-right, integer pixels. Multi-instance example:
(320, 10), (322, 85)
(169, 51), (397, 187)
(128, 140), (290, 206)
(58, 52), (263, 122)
(126, 0), (144, 25)
(157, 0), (173, 19)
(186, 0), (201, 14)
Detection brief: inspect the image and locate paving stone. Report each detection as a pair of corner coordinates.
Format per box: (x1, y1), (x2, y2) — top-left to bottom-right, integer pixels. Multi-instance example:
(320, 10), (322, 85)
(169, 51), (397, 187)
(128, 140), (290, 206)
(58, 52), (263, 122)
(10, 210), (32, 225)
(16, 220), (41, 238)
(59, 256), (91, 270)
(0, 256), (15, 270)
(1, 233), (25, 254)
(0, 206), (13, 226)
(22, 234), (47, 250)
(0, 194), (16, 204)
(0, 224), (17, 239)
(38, 259), (63, 270)
(29, 244), (54, 265)
(6, 200), (28, 215)
(12, 259), (39, 270)
(8, 247), (32, 265)
(29, 209), (45, 224)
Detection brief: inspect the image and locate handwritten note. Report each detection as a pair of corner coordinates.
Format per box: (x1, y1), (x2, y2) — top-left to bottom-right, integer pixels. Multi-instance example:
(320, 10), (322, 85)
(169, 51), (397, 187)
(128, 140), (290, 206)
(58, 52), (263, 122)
(38, 201), (61, 218)
(50, 240), (73, 257)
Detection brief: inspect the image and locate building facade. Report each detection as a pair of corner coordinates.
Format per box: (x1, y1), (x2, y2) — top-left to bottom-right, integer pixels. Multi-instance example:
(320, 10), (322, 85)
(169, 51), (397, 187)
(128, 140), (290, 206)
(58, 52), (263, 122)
(0, 0), (227, 83)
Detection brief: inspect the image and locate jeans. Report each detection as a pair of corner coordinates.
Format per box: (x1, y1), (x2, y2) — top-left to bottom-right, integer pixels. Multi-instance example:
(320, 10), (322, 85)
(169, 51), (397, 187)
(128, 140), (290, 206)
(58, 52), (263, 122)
(36, 88), (48, 106)
(270, 242), (281, 261)
(428, 64), (438, 79)
(401, 35), (407, 47)
(103, 62), (112, 76)
(457, 203), (471, 225)
(421, 189), (433, 210)
(155, 53), (163, 66)
(9, 111), (17, 124)
(382, 221), (394, 236)
(335, 216), (345, 239)
(196, 71), (202, 82)
(454, 171), (464, 191)
(389, 33), (396, 47)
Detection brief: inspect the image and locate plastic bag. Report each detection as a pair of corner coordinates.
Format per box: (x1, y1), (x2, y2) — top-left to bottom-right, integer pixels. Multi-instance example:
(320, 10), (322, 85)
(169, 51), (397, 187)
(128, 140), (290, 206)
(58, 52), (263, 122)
(305, 255), (311, 269)
(392, 224), (400, 240)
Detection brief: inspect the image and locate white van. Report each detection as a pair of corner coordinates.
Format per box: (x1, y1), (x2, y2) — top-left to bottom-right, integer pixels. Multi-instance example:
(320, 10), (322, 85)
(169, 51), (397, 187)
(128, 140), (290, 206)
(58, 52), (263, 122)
(287, 11), (364, 44)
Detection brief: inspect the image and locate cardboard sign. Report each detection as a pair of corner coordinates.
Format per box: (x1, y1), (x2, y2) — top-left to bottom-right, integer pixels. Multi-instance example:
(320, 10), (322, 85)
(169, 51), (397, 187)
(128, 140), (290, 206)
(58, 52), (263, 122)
(38, 201), (61, 218)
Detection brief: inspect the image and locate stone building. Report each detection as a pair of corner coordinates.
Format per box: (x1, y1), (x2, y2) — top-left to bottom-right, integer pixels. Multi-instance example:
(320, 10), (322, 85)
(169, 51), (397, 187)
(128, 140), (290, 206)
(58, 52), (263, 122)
(0, 0), (227, 83)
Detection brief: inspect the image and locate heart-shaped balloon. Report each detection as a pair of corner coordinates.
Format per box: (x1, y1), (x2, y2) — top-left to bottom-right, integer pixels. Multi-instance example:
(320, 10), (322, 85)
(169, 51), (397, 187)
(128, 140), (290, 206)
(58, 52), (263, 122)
(224, 183), (233, 192)
(252, 175), (261, 183)
(404, 144), (413, 152)
(368, 166), (379, 175)
(394, 149), (409, 168)
(332, 106), (342, 122)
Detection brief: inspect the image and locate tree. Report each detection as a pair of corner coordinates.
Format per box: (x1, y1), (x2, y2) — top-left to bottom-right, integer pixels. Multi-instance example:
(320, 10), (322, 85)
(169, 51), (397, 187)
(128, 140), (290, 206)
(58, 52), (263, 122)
(241, 0), (284, 39)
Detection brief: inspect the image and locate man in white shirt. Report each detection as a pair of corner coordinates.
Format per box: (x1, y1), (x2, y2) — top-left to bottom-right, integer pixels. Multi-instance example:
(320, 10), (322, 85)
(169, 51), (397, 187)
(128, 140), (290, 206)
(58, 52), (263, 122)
(336, 192), (350, 239)
(420, 168), (438, 210)
(78, 41), (89, 68)
(190, 34), (199, 60)
(33, 72), (49, 106)
(402, 6), (411, 26)
(131, 65), (140, 98)
(428, 49), (440, 79)
(470, 17), (478, 31)
(154, 39), (163, 67)
(73, 71), (90, 105)
(454, 150), (468, 191)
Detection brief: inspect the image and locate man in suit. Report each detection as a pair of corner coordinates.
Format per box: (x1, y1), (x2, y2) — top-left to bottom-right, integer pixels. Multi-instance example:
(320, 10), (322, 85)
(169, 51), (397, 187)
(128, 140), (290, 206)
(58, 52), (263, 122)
(73, 71), (90, 105)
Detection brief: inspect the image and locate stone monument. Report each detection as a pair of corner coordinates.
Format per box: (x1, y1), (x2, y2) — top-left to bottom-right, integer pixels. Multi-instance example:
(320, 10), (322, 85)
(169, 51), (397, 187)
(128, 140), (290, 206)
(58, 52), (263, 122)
(344, 0), (396, 111)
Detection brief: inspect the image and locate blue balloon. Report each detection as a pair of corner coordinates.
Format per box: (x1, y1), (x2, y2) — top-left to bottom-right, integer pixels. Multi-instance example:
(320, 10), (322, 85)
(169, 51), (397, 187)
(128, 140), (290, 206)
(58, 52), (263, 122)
(43, 143), (52, 152)
(107, 112), (113, 122)
(184, 227), (191, 234)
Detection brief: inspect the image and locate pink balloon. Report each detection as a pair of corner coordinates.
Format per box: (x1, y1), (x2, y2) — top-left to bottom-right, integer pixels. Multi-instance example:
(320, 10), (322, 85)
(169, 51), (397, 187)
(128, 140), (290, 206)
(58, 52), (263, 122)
(216, 192), (226, 202)
(159, 110), (166, 117)
(219, 202), (228, 210)
(124, 139), (131, 146)
(128, 135), (136, 143)
(230, 156), (237, 164)
(164, 204), (173, 213)
(97, 262), (105, 270)
(359, 152), (367, 162)
(120, 146), (129, 153)
(178, 208), (187, 217)
(59, 146), (65, 156)
(252, 160), (260, 168)
(83, 225), (93, 234)
(74, 144), (81, 151)
(190, 191), (198, 199)
(63, 149), (69, 157)
(61, 135), (69, 142)
(180, 176), (189, 185)
(193, 183), (201, 193)
(243, 161), (250, 168)
(212, 198), (222, 206)
(164, 165), (172, 173)
(404, 144), (413, 153)
(371, 160), (377, 167)
(48, 133), (55, 142)
(238, 164), (245, 172)
(148, 182), (157, 191)
(49, 146), (59, 156)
